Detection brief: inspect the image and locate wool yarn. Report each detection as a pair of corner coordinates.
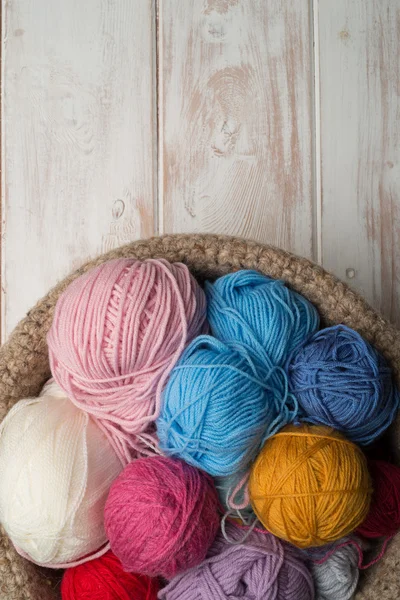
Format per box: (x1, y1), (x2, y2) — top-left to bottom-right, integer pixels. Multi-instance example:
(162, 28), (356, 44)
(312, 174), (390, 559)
(215, 473), (255, 522)
(47, 258), (207, 463)
(357, 460), (400, 538)
(61, 551), (159, 600)
(104, 456), (220, 578)
(288, 324), (400, 445)
(310, 543), (359, 600)
(157, 335), (297, 477)
(0, 381), (123, 567)
(205, 270), (319, 369)
(158, 522), (314, 600)
(249, 424), (372, 548)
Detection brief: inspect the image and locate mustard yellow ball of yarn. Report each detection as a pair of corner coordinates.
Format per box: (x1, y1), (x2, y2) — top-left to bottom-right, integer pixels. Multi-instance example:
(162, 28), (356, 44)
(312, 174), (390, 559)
(249, 424), (372, 548)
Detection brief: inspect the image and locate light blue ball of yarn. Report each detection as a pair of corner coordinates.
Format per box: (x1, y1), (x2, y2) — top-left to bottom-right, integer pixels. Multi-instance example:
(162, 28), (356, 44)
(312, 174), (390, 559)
(205, 270), (320, 370)
(157, 335), (297, 477)
(287, 324), (400, 445)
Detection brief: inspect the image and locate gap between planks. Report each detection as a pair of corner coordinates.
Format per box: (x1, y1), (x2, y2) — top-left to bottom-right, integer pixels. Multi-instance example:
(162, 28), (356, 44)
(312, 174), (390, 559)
(311, 0), (322, 265)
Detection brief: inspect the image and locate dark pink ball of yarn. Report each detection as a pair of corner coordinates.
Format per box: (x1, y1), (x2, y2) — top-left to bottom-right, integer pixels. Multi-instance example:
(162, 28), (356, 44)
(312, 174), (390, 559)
(47, 258), (207, 463)
(104, 456), (221, 579)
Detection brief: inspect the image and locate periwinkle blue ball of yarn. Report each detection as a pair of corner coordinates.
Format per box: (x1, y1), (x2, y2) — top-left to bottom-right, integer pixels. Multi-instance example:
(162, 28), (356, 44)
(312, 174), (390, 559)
(157, 335), (297, 477)
(287, 324), (400, 445)
(205, 270), (320, 369)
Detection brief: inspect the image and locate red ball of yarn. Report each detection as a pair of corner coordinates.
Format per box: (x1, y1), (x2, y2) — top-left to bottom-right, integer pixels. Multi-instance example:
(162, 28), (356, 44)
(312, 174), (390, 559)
(61, 551), (159, 600)
(104, 456), (221, 579)
(357, 459), (400, 538)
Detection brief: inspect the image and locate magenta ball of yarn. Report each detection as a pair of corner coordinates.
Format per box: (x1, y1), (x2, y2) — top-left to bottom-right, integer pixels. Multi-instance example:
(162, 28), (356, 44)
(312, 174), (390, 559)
(47, 258), (207, 463)
(104, 456), (221, 579)
(159, 522), (314, 600)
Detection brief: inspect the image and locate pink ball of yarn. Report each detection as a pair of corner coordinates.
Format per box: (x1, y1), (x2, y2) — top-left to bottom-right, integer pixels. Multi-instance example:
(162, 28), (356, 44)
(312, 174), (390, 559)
(47, 258), (207, 463)
(104, 456), (221, 579)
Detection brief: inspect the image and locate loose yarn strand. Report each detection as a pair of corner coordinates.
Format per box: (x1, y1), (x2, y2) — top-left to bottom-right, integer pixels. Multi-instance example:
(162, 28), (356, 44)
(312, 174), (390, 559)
(221, 512), (259, 545)
(313, 536), (394, 571)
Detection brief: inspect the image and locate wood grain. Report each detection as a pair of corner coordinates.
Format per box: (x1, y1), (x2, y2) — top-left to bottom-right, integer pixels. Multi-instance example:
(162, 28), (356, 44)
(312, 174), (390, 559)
(158, 0), (314, 258)
(319, 0), (400, 325)
(1, 0), (156, 339)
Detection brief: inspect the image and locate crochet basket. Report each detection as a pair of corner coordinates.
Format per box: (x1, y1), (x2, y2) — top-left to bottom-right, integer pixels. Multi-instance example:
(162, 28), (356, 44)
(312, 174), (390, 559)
(1, 233), (400, 600)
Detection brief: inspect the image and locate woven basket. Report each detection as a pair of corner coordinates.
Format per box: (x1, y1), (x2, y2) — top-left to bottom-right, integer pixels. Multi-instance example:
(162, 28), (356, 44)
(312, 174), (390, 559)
(1, 233), (400, 600)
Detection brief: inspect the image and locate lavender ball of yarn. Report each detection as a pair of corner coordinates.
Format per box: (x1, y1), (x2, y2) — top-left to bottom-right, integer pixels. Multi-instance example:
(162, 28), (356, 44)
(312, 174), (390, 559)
(310, 544), (359, 600)
(158, 522), (314, 600)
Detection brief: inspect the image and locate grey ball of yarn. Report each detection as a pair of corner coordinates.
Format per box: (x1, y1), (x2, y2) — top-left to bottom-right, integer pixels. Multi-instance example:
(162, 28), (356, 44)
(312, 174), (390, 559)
(311, 544), (359, 600)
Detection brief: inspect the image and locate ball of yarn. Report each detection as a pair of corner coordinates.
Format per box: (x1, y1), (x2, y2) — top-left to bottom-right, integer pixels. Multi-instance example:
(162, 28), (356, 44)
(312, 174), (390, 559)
(357, 460), (400, 538)
(104, 456), (220, 578)
(157, 335), (297, 477)
(47, 258), (207, 463)
(159, 522), (314, 600)
(61, 551), (159, 600)
(205, 270), (319, 368)
(310, 543), (359, 600)
(287, 324), (400, 445)
(249, 424), (372, 548)
(0, 381), (123, 567)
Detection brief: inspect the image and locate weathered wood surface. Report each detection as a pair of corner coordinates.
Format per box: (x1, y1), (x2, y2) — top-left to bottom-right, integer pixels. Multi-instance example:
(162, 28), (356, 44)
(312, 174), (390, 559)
(2, 0), (156, 338)
(2, 0), (400, 339)
(319, 0), (400, 324)
(158, 0), (314, 258)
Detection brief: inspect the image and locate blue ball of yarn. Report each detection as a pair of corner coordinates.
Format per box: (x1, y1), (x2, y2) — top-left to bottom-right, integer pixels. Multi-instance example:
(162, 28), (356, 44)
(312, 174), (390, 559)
(157, 335), (297, 477)
(205, 270), (319, 370)
(287, 324), (400, 445)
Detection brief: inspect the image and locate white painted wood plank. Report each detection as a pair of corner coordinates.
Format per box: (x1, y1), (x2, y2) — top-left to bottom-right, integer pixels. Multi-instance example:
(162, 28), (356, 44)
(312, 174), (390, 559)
(319, 0), (400, 325)
(2, 0), (156, 340)
(158, 0), (314, 258)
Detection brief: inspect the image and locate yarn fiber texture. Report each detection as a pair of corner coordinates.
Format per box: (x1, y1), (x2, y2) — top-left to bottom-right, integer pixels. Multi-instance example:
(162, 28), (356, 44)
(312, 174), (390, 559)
(104, 456), (220, 578)
(157, 335), (297, 477)
(47, 258), (207, 464)
(288, 325), (400, 445)
(311, 543), (359, 600)
(0, 381), (123, 567)
(357, 460), (400, 538)
(159, 521), (314, 600)
(61, 551), (159, 600)
(249, 424), (372, 548)
(205, 270), (319, 369)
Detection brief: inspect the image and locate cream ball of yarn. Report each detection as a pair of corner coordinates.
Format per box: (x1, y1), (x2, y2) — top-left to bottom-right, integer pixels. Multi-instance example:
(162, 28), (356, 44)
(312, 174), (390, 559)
(0, 381), (123, 567)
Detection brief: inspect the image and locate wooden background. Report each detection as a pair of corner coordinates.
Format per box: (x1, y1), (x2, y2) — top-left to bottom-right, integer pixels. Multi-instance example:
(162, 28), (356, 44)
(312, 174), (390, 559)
(2, 0), (399, 340)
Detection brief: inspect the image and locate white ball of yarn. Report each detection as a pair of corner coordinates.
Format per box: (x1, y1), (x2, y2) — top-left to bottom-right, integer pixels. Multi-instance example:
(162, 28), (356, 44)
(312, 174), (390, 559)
(311, 544), (359, 600)
(0, 381), (123, 566)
